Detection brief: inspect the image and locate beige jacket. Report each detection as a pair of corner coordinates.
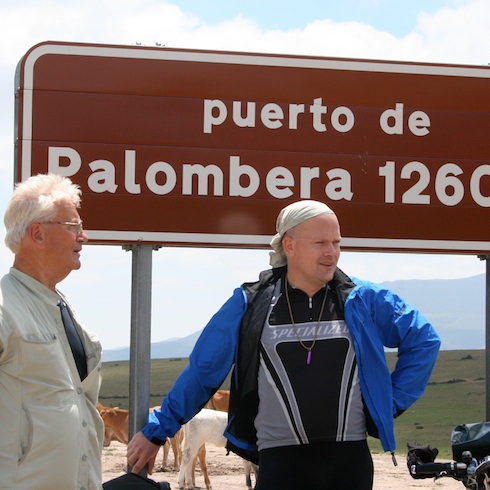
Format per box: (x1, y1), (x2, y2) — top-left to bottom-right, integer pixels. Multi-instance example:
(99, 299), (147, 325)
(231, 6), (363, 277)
(0, 268), (104, 489)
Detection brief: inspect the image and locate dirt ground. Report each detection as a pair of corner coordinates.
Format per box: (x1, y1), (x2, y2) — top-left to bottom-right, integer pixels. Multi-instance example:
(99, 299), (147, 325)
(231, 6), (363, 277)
(102, 441), (464, 489)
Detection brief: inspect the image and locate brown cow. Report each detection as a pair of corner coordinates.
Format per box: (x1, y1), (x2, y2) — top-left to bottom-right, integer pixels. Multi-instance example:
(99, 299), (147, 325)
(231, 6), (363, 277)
(97, 403), (117, 447)
(150, 406), (183, 471)
(97, 403), (182, 471)
(208, 389), (230, 412)
(162, 427), (183, 471)
(99, 406), (129, 445)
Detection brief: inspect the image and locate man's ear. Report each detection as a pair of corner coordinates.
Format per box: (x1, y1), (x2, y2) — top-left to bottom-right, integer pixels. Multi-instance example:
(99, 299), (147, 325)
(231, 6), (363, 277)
(282, 235), (294, 256)
(28, 223), (46, 248)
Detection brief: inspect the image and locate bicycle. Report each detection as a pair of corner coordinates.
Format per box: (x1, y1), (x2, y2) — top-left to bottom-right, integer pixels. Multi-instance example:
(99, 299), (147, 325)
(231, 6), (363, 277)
(407, 422), (490, 490)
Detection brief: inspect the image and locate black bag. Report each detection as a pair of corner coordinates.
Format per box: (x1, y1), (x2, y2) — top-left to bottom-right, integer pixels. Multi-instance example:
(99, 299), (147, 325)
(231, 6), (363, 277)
(452, 422), (490, 461)
(103, 473), (171, 490)
(406, 442), (439, 479)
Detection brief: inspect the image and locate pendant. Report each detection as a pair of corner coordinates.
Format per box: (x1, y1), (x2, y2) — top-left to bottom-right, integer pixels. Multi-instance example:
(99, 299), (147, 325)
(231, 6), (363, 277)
(307, 351), (312, 365)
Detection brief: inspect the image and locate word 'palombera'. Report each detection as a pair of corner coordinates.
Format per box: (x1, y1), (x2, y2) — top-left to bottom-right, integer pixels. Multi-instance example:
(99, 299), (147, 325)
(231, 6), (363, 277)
(203, 100), (431, 136)
(48, 147), (490, 207)
(48, 148), (353, 200)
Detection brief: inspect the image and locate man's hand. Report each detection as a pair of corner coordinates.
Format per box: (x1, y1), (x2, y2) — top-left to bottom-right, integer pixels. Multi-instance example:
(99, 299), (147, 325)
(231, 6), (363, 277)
(127, 431), (160, 475)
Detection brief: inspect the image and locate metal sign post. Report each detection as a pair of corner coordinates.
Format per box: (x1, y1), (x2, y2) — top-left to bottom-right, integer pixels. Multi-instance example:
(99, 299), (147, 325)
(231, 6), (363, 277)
(479, 255), (490, 419)
(125, 243), (157, 475)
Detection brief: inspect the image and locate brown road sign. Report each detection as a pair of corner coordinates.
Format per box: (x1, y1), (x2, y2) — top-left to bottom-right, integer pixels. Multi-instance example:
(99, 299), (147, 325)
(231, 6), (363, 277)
(15, 41), (490, 253)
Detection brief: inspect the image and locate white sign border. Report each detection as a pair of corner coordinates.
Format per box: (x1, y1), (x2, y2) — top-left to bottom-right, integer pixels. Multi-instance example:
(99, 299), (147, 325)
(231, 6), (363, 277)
(18, 42), (490, 252)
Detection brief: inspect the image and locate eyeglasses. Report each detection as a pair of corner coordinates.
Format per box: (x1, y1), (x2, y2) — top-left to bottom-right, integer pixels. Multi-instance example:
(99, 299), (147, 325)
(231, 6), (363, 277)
(41, 221), (84, 234)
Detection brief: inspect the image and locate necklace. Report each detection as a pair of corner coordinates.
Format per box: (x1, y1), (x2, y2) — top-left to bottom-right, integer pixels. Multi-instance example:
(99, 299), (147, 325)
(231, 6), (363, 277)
(284, 276), (328, 365)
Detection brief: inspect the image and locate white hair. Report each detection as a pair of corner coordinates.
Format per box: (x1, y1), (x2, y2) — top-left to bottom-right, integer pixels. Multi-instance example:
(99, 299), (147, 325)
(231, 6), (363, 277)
(4, 173), (82, 253)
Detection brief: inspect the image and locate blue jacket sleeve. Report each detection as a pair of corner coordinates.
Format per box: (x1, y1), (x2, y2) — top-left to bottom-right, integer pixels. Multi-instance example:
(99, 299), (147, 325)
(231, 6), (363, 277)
(345, 278), (441, 453)
(142, 287), (248, 442)
(351, 279), (441, 411)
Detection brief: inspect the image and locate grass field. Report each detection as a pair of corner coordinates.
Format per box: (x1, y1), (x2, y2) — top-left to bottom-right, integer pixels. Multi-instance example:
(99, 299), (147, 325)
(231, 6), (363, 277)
(99, 349), (486, 459)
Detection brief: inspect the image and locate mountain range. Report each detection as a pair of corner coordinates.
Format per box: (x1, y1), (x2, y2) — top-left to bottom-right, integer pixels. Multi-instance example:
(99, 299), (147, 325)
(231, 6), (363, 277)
(102, 273), (486, 362)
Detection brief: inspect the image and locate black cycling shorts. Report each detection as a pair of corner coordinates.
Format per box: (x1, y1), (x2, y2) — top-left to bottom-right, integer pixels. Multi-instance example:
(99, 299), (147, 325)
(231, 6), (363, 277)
(255, 440), (373, 490)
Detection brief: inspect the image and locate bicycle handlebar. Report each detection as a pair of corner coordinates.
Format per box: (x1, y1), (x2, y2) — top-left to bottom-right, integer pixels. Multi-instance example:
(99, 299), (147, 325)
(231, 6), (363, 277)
(410, 461), (467, 476)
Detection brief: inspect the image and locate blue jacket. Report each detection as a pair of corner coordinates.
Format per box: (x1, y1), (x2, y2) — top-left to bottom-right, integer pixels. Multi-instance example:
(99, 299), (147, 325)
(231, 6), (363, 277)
(143, 267), (440, 458)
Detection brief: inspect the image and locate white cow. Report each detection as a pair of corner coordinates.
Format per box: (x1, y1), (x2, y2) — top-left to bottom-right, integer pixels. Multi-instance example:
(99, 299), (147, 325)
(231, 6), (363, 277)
(178, 409), (227, 489)
(243, 459), (259, 490)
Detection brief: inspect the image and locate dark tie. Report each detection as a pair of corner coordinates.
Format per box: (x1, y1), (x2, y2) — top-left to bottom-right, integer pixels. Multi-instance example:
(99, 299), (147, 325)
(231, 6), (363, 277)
(59, 299), (88, 380)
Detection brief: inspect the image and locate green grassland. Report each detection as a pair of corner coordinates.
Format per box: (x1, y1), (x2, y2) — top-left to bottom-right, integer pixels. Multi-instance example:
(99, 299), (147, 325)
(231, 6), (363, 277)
(99, 349), (486, 459)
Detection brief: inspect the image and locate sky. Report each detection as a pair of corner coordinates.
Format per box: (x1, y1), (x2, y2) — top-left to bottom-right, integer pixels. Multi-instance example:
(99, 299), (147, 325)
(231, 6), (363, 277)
(0, 0), (489, 350)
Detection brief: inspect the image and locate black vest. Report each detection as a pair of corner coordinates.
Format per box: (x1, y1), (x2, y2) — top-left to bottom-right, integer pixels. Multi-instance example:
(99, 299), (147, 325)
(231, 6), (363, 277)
(226, 266), (356, 464)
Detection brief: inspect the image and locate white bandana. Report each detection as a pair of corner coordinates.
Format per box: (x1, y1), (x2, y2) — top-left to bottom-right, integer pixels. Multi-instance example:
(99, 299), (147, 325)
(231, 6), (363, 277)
(269, 200), (334, 267)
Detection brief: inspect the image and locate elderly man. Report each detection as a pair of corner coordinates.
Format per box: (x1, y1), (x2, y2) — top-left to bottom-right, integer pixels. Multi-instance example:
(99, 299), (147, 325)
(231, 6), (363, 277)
(128, 200), (441, 490)
(0, 174), (104, 489)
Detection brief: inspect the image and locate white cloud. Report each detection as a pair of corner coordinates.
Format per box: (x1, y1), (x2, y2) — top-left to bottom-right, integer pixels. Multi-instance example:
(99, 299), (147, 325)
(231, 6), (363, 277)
(413, 0), (490, 64)
(2, 0), (490, 69)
